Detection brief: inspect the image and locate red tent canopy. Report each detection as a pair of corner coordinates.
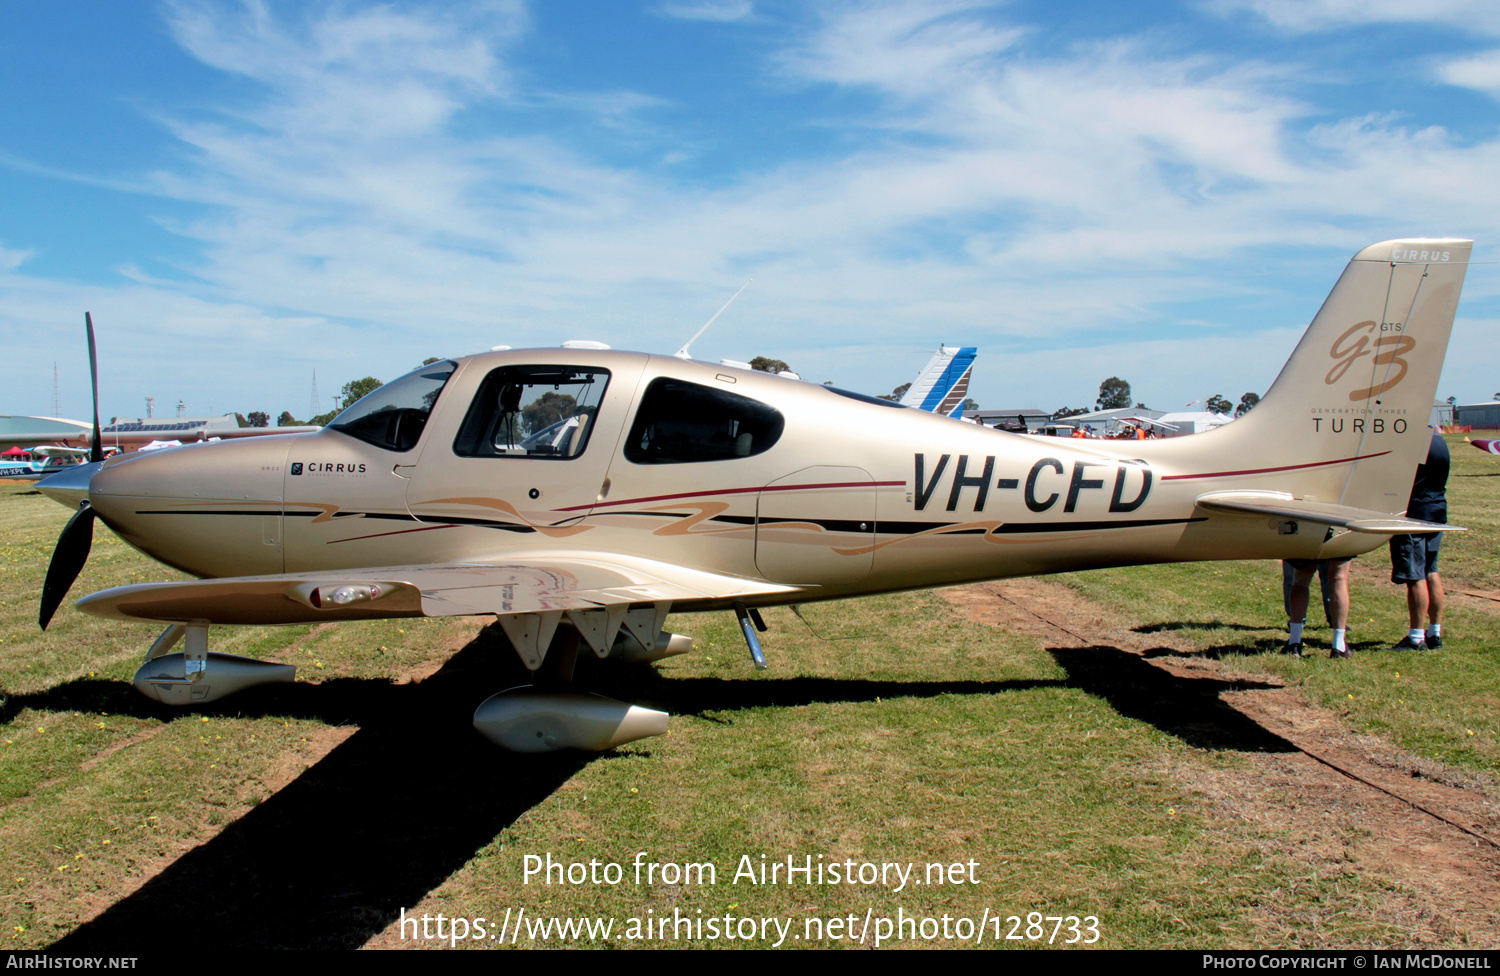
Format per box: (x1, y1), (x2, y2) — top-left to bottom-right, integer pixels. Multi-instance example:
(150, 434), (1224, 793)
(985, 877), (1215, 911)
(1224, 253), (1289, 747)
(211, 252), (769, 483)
(2, 446), (29, 456)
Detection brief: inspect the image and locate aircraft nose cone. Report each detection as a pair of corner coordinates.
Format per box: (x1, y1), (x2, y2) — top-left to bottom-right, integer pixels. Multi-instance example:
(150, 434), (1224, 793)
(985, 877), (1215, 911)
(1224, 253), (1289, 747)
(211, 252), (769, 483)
(36, 460), (104, 511)
(68, 437), (293, 579)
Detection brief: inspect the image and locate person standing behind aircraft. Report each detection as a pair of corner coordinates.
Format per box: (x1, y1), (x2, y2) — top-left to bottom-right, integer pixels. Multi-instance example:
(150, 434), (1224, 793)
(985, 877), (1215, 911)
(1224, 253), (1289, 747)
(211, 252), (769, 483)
(1390, 431), (1450, 651)
(1283, 558), (1353, 658)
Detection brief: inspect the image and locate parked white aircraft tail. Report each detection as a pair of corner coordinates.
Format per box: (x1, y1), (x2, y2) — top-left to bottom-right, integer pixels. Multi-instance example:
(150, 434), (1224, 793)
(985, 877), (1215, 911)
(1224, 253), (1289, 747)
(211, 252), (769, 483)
(899, 345), (977, 417)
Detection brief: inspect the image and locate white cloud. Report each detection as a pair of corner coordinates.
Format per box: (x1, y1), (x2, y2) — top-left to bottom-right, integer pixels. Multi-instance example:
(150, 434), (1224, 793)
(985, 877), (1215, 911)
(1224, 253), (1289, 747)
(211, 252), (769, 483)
(780, 0), (1023, 100)
(655, 0), (754, 22)
(134, 5), (1500, 316)
(0, 244), (33, 272)
(0, 270), (354, 421)
(166, 0), (519, 95)
(1438, 49), (1500, 97)
(1208, 0), (1500, 35)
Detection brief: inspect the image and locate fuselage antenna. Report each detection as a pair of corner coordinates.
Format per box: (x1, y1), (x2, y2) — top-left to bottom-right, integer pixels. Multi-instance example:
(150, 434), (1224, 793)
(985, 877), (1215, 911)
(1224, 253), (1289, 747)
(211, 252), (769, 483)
(674, 278), (753, 360)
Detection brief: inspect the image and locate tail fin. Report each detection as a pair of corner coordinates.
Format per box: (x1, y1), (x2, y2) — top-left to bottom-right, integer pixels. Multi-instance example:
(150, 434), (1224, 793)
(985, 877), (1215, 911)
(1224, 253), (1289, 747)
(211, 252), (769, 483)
(1200, 239), (1470, 512)
(900, 345), (977, 417)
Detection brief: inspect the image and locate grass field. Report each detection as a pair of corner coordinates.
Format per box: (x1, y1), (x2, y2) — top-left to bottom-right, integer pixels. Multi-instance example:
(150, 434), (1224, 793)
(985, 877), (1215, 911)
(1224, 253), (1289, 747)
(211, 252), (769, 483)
(1, 433), (1497, 949)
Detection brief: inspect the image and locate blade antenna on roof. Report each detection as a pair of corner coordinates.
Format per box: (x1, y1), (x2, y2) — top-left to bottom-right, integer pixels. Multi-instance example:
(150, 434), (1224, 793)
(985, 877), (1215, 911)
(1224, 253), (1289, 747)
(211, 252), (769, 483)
(674, 278), (752, 360)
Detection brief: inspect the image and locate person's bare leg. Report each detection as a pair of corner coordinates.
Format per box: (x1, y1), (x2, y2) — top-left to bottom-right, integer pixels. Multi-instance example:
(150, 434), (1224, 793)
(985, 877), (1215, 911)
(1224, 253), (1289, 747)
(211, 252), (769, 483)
(1407, 581), (1429, 630)
(1329, 561), (1350, 630)
(1289, 570), (1313, 624)
(1286, 566), (1315, 654)
(1329, 561), (1351, 656)
(1426, 571), (1445, 647)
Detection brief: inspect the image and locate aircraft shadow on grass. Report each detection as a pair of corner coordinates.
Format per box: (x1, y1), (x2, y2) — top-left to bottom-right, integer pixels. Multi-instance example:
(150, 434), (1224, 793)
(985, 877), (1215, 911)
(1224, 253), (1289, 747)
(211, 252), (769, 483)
(1133, 620), (1268, 635)
(1130, 623), (1335, 660)
(1133, 635), (1403, 661)
(1148, 636), (1296, 660)
(29, 625), (1061, 950)
(1047, 644), (1293, 755)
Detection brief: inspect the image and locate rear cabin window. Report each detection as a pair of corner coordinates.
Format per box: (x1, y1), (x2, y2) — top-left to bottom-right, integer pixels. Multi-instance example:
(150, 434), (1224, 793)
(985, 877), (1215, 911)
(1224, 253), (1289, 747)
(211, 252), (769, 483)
(624, 378), (784, 464)
(453, 365), (610, 459)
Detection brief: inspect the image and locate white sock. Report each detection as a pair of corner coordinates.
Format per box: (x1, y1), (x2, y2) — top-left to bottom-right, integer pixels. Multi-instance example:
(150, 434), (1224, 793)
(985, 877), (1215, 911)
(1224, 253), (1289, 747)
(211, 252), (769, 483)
(1333, 629), (1346, 651)
(1409, 628), (1425, 643)
(1290, 622), (1305, 643)
(1428, 624), (1441, 638)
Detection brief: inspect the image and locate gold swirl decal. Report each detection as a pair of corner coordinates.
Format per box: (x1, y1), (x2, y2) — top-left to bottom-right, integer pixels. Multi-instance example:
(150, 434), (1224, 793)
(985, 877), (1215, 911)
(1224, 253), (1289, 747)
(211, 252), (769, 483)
(416, 496), (594, 538)
(647, 502), (750, 536)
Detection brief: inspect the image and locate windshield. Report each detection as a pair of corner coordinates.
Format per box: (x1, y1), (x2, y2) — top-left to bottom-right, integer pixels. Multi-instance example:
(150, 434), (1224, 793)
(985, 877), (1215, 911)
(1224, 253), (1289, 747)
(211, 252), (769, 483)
(328, 361), (456, 452)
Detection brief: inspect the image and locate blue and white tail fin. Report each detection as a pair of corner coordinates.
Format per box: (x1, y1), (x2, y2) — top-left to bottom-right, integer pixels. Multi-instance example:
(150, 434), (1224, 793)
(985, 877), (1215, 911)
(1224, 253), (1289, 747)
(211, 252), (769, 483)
(900, 345), (977, 418)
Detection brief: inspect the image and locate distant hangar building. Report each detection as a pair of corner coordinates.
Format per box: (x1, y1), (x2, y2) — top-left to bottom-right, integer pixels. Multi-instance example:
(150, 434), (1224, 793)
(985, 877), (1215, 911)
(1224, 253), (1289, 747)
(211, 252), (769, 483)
(97, 414), (255, 451)
(1454, 401), (1500, 429)
(101, 414), (245, 439)
(4, 413), (316, 455)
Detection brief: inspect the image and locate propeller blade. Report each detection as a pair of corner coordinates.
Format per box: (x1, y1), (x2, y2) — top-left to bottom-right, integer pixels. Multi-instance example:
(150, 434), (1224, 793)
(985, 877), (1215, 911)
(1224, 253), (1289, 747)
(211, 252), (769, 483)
(39, 504), (97, 630)
(86, 312), (102, 464)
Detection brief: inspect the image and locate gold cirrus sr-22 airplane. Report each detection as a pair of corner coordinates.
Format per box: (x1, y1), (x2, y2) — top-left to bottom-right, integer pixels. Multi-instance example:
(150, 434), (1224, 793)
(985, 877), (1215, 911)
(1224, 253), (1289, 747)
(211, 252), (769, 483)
(36, 239), (1471, 752)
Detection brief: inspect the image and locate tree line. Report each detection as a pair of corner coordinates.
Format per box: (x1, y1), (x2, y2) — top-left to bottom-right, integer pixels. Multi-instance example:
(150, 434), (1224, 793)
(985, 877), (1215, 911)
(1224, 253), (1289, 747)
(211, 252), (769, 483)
(238, 376), (384, 428)
(1050, 378), (1259, 421)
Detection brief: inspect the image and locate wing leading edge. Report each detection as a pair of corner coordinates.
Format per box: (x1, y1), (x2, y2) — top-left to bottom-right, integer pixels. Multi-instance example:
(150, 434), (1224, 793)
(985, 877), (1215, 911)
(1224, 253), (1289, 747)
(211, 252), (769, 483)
(75, 553), (801, 626)
(76, 554), (803, 669)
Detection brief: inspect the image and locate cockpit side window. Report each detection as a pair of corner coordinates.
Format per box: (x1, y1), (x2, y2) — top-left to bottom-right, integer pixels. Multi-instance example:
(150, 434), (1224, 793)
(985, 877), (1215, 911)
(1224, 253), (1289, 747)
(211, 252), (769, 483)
(328, 361), (455, 453)
(453, 365), (611, 459)
(624, 377), (784, 464)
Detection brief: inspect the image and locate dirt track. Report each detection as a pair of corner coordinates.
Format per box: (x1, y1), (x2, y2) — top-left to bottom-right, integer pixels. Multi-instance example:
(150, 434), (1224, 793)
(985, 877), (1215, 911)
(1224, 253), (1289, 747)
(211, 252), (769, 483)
(942, 578), (1500, 946)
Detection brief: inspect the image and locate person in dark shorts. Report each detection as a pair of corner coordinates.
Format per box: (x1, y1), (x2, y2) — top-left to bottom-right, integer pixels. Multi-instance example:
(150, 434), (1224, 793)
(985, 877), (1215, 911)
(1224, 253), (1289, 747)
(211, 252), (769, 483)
(1283, 557), (1352, 658)
(1390, 431), (1450, 650)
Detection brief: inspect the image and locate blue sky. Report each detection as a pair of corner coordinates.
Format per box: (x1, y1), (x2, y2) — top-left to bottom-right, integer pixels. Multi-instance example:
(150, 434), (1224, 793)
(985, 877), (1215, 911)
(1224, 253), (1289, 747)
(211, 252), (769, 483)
(4, 0), (1500, 422)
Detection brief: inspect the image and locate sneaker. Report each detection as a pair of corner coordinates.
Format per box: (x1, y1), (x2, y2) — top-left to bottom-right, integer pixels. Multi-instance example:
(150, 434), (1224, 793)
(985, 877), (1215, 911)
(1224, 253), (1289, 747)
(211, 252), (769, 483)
(1331, 648), (1352, 659)
(1391, 636), (1427, 652)
(1427, 634), (1444, 650)
(1281, 642), (1304, 658)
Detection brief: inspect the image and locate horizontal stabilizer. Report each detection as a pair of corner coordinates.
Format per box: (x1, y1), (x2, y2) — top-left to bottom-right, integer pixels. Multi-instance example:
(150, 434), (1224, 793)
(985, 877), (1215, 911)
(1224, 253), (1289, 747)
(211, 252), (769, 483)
(1194, 491), (1463, 535)
(75, 554), (800, 625)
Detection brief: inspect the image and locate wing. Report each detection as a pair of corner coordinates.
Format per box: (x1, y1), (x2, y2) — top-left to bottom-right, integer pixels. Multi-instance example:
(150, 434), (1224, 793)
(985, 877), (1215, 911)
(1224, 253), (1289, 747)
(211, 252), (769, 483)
(1194, 491), (1462, 534)
(75, 553), (802, 666)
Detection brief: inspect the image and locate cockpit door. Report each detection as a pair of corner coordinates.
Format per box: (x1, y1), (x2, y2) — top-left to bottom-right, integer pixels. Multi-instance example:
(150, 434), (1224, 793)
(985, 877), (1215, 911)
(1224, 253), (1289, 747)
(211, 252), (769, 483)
(404, 358), (645, 533)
